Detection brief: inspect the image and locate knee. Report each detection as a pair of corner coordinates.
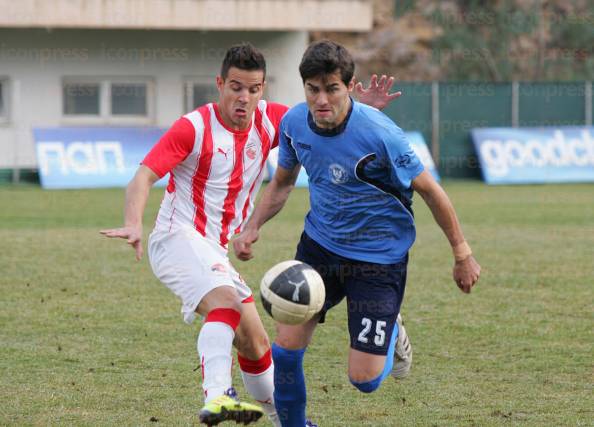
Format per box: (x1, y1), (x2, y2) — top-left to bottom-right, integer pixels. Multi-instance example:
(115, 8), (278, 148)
(274, 335), (304, 351)
(348, 364), (383, 383)
(274, 327), (311, 350)
(348, 366), (384, 394)
(199, 286), (243, 316)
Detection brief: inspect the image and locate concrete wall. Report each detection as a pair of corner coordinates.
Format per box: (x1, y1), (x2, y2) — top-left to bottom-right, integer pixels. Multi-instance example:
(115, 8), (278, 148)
(1, 0), (372, 31)
(0, 28), (308, 168)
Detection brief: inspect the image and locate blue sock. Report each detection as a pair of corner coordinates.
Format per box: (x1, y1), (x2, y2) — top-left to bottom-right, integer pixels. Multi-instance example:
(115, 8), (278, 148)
(350, 322), (399, 393)
(272, 343), (306, 427)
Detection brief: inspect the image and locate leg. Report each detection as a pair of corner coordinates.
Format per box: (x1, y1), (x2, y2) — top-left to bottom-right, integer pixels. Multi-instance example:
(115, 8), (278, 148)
(148, 230), (263, 425)
(197, 288), (264, 425)
(148, 229), (244, 402)
(196, 285), (243, 402)
(270, 231), (345, 427)
(234, 299), (270, 359)
(344, 259), (408, 393)
(272, 316), (319, 427)
(347, 316), (414, 390)
(348, 349), (386, 383)
(234, 299), (280, 426)
(348, 315), (412, 387)
(197, 283), (242, 314)
(347, 322), (399, 393)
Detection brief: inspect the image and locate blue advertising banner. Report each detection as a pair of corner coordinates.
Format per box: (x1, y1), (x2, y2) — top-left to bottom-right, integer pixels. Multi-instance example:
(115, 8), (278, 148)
(472, 127), (594, 184)
(406, 131), (440, 182)
(34, 127), (439, 189)
(34, 127), (168, 189)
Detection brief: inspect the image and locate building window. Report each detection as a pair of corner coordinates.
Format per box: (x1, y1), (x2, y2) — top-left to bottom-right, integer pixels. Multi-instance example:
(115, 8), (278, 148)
(0, 78), (8, 122)
(63, 83), (100, 115)
(111, 83), (147, 116)
(62, 78), (153, 123)
(184, 78), (219, 111)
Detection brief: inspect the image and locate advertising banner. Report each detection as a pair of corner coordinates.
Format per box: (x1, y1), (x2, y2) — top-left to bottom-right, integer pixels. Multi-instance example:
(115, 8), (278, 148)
(34, 128), (439, 189)
(406, 131), (440, 182)
(34, 127), (168, 189)
(472, 127), (594, 184)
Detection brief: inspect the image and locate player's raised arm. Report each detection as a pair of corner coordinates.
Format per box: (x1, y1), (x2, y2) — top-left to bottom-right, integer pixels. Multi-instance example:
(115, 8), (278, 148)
(233, 164), (301, 261)
(100, 165), (160, 261)
(411, 170), (481, 293)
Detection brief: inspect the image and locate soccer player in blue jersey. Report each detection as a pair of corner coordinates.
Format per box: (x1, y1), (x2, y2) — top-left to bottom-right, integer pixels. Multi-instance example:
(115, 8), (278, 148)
(234, 40), (481, 426)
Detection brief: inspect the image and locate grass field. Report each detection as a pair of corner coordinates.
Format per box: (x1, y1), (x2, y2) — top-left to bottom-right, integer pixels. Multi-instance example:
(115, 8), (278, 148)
(1, 182), (593, 426)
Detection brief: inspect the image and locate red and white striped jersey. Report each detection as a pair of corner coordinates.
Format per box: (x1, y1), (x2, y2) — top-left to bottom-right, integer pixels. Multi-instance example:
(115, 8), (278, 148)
(143, 100), (288, 248)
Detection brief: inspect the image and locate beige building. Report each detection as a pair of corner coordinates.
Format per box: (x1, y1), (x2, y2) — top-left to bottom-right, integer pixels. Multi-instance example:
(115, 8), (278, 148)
(0, 0), (372, 173)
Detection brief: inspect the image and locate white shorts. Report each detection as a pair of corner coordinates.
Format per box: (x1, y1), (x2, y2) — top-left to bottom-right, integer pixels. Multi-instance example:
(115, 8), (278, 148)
(148, 226), (252, 324)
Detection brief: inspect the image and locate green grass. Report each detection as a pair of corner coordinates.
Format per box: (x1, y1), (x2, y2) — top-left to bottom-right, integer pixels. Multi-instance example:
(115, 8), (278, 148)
(1, 182), (593, 426)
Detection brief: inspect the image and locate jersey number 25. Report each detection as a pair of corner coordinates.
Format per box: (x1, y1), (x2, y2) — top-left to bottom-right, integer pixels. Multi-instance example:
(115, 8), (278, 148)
(358, 318), (386, 346)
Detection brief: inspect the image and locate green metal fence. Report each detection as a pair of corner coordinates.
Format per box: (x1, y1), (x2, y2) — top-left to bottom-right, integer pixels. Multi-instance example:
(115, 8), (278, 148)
(383, 83), (432, 150)
(438, 83), (512, 178)
(519, 83), (585, 127)
(384, 81), (593, 179)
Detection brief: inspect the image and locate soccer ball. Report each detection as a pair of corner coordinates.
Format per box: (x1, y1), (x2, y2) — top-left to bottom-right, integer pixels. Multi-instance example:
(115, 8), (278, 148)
(260, 260), (326, 325)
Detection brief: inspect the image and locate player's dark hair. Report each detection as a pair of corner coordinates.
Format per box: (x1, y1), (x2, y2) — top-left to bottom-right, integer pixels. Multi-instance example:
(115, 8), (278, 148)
(299, 40), (355, 86)
(220, 43), (266, 80)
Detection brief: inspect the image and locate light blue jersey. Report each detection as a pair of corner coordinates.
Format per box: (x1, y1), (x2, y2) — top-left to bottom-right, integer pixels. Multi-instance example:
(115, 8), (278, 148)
(278, 100), (425, 264)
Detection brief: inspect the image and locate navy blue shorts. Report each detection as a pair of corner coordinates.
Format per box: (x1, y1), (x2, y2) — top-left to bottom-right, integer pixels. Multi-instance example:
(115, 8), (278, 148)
(295, 232), (408, 356)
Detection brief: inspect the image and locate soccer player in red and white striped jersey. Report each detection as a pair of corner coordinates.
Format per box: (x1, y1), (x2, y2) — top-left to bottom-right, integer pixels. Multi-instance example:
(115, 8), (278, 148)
(143, 94), (286, 247)
(101, 42), (401, 426)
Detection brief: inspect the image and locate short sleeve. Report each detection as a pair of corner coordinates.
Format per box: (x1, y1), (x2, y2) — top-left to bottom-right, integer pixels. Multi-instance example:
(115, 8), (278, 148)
(277, 118), (300, 170)
(142, 117), (196, 177)
(385, 127), (425, 189)
(266, 102), (289, 148)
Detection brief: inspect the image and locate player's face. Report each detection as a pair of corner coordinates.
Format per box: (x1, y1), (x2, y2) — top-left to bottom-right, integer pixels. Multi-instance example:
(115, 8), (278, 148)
(304, 71), (354, 129)
(216, 67), (265, 130)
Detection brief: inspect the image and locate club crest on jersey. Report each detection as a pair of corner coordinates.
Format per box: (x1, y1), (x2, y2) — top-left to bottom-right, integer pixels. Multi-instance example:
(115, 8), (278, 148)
(329, 163), (348, 184)
(246, 147), (257, 160)
(211, 263), (227, 274)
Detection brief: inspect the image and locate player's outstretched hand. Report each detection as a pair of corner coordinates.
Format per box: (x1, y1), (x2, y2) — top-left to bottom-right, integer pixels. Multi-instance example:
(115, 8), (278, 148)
(100, 225), (143, 261)
(453, 255), (481, 293)
(354, 74), (402, 110)
(233, 228), (259, 261)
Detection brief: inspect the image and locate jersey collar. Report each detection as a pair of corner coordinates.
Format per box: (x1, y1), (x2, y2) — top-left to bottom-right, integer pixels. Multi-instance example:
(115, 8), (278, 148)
(307, 97), (354, 137)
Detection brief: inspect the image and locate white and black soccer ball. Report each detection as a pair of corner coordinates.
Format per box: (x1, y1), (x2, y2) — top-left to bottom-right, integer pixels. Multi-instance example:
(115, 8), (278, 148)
(260, 260), (325, 325)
